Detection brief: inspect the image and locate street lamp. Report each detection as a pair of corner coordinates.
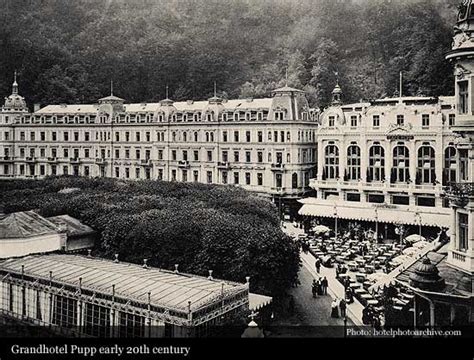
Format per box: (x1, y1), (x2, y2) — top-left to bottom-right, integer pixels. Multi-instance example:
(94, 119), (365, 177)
(415, 212), (422, 238)
(374, 207), (379, 243)
(333, 205), (338, 241)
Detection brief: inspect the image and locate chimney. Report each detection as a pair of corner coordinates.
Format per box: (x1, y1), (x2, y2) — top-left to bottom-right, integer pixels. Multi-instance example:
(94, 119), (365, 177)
(34, 103), (41, 112)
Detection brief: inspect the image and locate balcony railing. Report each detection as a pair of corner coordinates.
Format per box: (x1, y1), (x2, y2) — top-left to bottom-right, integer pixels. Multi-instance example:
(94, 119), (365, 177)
(178, 160), (190, 168)
(271, 163), (285, 171)
(0, 156), (12, 162)
(140, 159), (151, 166)
(451, 251), (466, 263)
(95, 158), (106, 164)
(26, 156), (36, 162)
(309, 178), (443, 193)
(217, 161), (231, 170)
(70, 157), (81, 163)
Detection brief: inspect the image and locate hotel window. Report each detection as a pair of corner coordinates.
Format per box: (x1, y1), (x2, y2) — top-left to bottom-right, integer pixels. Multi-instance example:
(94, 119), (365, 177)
(416, 145), (435, 184)
(257, 131), (263, 142)
(222, 171), (228, 184)
(158, 150), (163, 160)
(257, 112), (263, 121)
(136, 149), (141, 159)
(234, 131), (239, 142)
(324, 144), (339, 179)
(183, 132), (187, 142)
(73, 149), (79, 159)
(63, 149), (69, 158)
(182, 150), (188, 161)
(350, 115), (357, 127)
(396, 115), (404, 126)
(234, 151), (240, 162)
(245, 172), (251, 185)
(458, 81), (468, 114)
(171, 169), (177, 181)
(182, 169), (188, 182)
(458, 213), (469, 251)
(84, 149), (90, 158)
(40, 148), (46, 158)
(392, 145), (410, 182)
(30, 132), (35, 141)
(135, 132), (140, 142)
(63, 166), (68, 175)
(20, 132), (25, 141)
(234, 172), (239, 184)
(257, 173), (263, 186)
(207, 171), (213, 184)
(246, 131), (251, 142)
(443, 147), (457, 185)
(115, 149), (120, 159)
(125, 149), (130, 159)
(210, 132), (214, 142)
(207, 150), (213, 162)
(275, 173), (282, 188)
(74, 132), (79, 141)
(40, 132), (46, 141)
(346, 145), (361, 181)
(257, 151), (263, 163)
(52, 296), (77, 328)
(51, 165), (57, 176)
(246, 151), (251, 163)
(51, 149), (57, 158)
(40, 165), (45, 176)
(193, 170), (199, 182)
(50, 132), (56, 141)
(30, 148), (35, 157)
(172, 150), (177, 161)
(292, 173), (298, 189)
(222, 151), (228, 162)
(194, 150), (199, 161)
(328, 116), (335, 127)
(84, 303), (110, 337)
(145, 168), (151, 179)
(421, 114), (430, 128)
(287, 131), (291, 141)
(459, 149), (468, 181)
(145, 149), (150, 160)
(84, 166), (90, 177)
(366, 144), (385, 182)
(449, 114), (455, 126)
(146, 132), (151, 142)
(20, 164), (25, 175)
(85, 132), (90, 141)
(268, 131), (272, 141)
(222, 131), (228, 142)
(4, 131), (9, 141)
(158, 169), (164, 180)
(125, 132), (130, 141)
(372, 115), (380, 128)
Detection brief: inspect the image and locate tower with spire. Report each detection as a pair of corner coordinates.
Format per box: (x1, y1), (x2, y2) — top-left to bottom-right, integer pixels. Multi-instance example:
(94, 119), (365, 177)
(3, 71), (28, 112)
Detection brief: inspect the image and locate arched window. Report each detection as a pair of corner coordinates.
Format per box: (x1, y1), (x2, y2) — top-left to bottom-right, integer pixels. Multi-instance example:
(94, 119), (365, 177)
(210, 132), (214, 142)
(172, 132), (177, 142)
(194, 132), (198, 142)
(205, 132), (209, 142)
(443, 147), (457, 185)
(183, 132), (187, 142)
(324, 145), (339, 180)
(292, 173), (298, 189)
(392, 145), (410, 183)
(368, 145), (385, 182)
(417, 145), (436, 184)
(346, 145), (361, 181)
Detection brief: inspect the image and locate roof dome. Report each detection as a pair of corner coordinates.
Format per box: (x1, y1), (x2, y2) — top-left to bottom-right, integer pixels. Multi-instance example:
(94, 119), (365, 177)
(409, 256), (445, 292)
(4, 72), (28, 111)
(332, 83), (342, 94)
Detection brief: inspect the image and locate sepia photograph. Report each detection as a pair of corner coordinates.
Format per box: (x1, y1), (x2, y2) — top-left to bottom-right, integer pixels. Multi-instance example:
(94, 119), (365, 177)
(0, 0), (473, 358)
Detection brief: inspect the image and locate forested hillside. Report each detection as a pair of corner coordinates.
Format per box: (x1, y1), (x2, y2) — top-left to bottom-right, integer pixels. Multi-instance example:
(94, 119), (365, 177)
(0, 0), (459, 109)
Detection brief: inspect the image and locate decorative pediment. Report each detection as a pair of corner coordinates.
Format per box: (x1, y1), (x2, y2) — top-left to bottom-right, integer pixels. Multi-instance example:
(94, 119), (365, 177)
(386, 124), (414, 140)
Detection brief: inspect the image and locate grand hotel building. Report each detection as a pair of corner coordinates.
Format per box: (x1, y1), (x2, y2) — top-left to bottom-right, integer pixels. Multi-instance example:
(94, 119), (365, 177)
(0, 80), (318, 207)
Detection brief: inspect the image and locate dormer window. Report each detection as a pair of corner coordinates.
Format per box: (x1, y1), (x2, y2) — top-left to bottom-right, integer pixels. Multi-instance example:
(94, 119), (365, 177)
(421, 114), (430, 128)
(372, 115), (380, 128)
(257, 112), (263, 121)
(233, 112), (238, 121)
(194, 112), (201, 122)
(246, 112), (251, 121)
(274, 111), (284, 121)
(183, 113), (188, 122)
(350, 115), (357, 127)
(206, 113), (212, 121)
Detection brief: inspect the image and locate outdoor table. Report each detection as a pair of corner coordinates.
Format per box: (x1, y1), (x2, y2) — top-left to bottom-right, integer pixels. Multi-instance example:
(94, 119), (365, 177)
(354, 288), (367, 295)
(366, 299), (379, 306)
(365, 265), (375, 274)
(348, 262), (358, 271)
(349, 282), (361, 289)
(356, 259), (366, 266)
(355, 273), (366, 283)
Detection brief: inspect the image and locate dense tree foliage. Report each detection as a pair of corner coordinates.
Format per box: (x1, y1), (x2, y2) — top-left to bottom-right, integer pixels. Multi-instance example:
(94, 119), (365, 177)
(0, 177), (300, 297)
(0, 0), (458, 109)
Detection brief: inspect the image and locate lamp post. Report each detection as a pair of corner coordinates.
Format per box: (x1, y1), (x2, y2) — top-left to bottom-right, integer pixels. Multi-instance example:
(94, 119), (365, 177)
(374, 207), (379, 243)
(333, 205), (338, 241)
(415, 212), (422, 239)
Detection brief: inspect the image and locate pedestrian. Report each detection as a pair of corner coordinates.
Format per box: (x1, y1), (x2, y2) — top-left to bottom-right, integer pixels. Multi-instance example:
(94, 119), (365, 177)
(345, 287), (354, 304)
(331, 298), (339, 318)
(322, 276), (328, 295)
(339, 298), (347, 318)
(311, 279), (318, 298)
(335, 263), (340, 277)
(315, 258), (321, 273)
(317, 278), (323, 295)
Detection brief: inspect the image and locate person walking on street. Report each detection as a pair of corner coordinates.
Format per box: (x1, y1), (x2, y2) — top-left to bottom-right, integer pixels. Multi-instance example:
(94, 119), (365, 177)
(312, 279), (318, 298)
(331, 298), (339, 318)
(315, 258), (321, 273)
(322, 277), (328, 295)
(339, 298), (347, 318)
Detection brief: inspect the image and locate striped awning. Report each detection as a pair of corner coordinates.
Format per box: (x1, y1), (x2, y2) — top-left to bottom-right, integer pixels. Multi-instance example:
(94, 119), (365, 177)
(298, 202), (450, 227)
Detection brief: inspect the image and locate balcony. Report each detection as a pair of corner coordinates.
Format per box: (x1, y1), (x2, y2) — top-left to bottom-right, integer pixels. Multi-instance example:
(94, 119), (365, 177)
(70, 157), (81, 164)
(26, 156), (36, 163)
(47, 157), (58, 163)
(178, 160), (190, 168)
(271, 163), (285, 171)
(217, 161), (231, 170)
(0, 156), (13, 162)
(140, 159), (152, 166)
(95, 158), (106, 164)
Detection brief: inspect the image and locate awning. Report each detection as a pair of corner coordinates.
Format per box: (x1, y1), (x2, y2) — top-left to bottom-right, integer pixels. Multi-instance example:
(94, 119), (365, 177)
(249, 293), (273, 311)
(298, 202), (450, 227)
